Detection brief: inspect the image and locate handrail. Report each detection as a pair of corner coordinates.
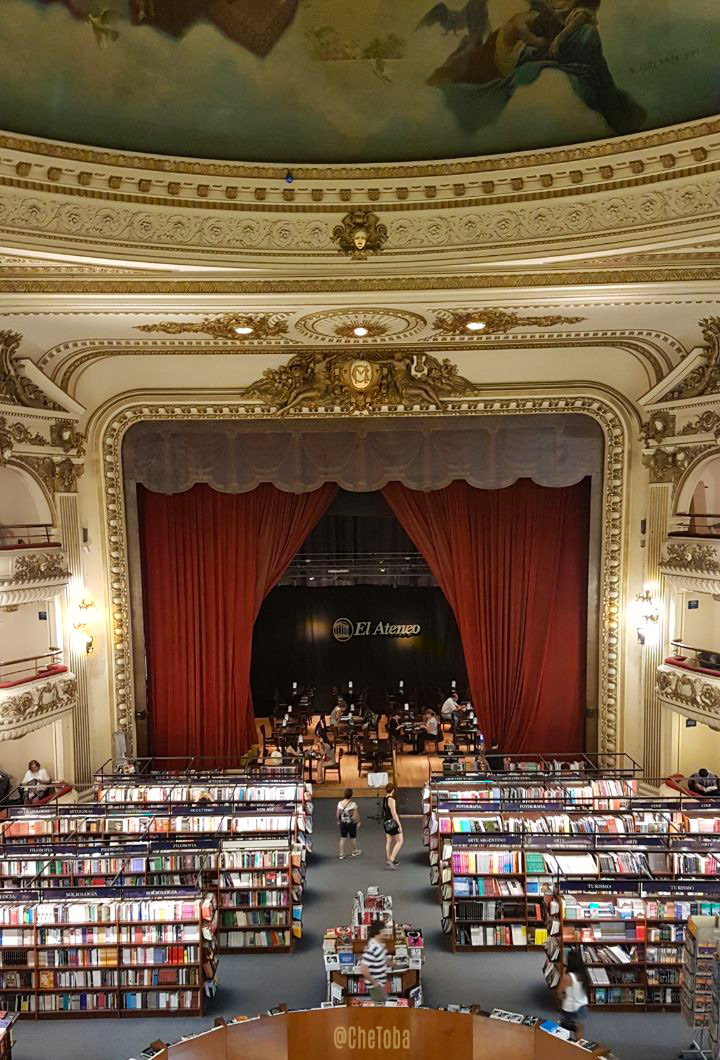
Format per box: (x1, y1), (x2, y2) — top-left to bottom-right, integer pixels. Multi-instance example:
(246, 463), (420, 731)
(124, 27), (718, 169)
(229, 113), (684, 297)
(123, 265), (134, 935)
(0, 524), (58, 548)
(669, 641), (720, 663)
(0, 650), (64, 684)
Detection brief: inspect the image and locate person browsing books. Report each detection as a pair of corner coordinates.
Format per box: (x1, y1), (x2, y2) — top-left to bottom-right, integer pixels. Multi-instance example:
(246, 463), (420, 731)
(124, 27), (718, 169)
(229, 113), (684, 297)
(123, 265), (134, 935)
(359, 920), (390, 1005)
(336, 787), (362, 860)
(559, 947), (590, 1040)
(382, 783), (403, 868)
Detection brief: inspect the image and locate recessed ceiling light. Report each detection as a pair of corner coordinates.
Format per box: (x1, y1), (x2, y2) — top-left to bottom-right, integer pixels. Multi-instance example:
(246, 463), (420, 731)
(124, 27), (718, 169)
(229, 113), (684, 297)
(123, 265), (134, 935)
(466, 321), (486, 331)
(353, 326), (369, 337)
(234, 325), (254, 335)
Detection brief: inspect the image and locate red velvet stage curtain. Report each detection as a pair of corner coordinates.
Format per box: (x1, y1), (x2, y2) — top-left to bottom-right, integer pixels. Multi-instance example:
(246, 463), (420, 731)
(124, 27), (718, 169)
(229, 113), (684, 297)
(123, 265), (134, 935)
(382, 478), (590, 752)
(138, 482), (337, 763)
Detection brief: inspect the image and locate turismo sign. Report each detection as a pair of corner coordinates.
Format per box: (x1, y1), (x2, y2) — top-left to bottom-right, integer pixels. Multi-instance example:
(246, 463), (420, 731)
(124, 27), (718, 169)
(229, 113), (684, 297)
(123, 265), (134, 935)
(332, 618), (421, 642)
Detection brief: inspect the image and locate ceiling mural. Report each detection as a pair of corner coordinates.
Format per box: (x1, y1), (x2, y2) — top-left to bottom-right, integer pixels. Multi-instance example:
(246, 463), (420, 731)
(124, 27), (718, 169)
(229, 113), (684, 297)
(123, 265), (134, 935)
(0, 0), (718, 164)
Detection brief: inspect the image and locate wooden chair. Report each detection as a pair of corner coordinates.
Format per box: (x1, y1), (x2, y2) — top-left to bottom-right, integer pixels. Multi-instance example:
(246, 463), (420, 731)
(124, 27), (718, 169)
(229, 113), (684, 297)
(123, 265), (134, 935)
(322, 748), (343, 784)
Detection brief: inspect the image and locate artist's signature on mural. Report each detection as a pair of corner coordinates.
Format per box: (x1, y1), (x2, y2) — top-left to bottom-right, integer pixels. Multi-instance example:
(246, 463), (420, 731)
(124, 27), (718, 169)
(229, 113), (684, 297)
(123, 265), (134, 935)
(629, 48), (699, 74)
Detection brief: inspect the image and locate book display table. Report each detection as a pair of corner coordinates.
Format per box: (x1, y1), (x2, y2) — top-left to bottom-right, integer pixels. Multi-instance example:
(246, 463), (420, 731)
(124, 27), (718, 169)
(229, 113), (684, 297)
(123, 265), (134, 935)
(322, 888), (424, 1006)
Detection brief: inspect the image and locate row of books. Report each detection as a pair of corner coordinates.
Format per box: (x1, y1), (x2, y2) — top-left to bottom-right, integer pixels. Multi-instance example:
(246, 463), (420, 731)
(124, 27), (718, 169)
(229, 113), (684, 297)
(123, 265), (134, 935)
(436, 811), (683, 835)
(97, 783), (307, 804)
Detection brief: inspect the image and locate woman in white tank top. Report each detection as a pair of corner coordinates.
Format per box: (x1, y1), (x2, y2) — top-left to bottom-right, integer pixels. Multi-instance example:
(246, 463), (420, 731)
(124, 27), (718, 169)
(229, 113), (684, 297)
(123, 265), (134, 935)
(560, 947), (590, 1040)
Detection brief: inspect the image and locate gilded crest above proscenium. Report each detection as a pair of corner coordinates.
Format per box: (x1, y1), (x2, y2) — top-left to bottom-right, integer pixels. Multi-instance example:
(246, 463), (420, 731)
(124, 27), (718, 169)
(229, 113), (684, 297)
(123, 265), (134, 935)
(136, 313), (289, 341)
(244, 349), (474, 416)
(431, 309), (586, 336)
(332, 210), (388, 260)
(295, 307), (427, 343)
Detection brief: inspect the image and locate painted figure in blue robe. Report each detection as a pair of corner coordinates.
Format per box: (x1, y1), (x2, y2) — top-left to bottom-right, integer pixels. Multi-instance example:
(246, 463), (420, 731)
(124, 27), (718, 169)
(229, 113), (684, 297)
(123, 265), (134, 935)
(425, 0), (646, 137)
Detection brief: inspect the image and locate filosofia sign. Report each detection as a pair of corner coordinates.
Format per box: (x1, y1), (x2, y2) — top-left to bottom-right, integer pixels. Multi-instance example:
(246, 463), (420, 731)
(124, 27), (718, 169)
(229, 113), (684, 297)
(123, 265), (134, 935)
(333, 618), (421, 642)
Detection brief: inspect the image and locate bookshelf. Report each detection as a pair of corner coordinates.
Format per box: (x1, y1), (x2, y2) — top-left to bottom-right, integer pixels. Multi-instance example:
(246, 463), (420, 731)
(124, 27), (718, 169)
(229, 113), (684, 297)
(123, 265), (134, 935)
(544, 893), (720, 1012)
(218, 838), (304, 952)
(323, 888), (424, 1007)
(0, 807), (309, 956)
(0, 891), (217, 1018)
(682, 915), (720, 1031)
(431, 797), (720, 955)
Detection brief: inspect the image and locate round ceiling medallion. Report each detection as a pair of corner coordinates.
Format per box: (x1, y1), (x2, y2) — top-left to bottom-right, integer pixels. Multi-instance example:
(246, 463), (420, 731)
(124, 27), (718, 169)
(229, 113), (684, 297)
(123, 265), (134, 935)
(295, 307), (427, 343)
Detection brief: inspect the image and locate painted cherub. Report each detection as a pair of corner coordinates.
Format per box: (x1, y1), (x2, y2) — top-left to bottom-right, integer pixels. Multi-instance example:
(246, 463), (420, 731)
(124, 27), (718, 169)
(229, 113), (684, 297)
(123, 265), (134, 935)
(547, 0), (600, 60)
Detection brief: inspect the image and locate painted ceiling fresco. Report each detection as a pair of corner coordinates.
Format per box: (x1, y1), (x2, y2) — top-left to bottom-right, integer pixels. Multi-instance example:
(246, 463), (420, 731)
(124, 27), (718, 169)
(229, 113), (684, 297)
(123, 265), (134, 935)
(0, 0), (718, 164)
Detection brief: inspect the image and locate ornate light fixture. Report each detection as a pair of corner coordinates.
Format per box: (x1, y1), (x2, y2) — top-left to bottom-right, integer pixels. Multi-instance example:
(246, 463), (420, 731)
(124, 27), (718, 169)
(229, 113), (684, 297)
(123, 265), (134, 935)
(634, 586), (660, 646)
(73, 593), (96, 654)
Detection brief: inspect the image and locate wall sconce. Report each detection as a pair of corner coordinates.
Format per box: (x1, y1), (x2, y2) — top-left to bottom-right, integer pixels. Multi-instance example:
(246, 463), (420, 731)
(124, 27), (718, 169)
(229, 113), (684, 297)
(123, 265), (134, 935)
(635, 587), (660, 646)
(73, 595), (96, 654)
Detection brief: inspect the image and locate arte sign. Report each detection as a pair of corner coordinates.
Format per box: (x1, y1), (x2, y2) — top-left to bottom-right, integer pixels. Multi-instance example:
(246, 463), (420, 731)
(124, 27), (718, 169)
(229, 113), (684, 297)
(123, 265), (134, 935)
(332, 618), (421, 643)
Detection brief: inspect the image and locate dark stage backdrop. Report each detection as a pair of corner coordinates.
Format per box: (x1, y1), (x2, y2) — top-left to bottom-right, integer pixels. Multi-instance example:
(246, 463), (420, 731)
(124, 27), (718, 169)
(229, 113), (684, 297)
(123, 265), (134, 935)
(251, 585), (468, 712)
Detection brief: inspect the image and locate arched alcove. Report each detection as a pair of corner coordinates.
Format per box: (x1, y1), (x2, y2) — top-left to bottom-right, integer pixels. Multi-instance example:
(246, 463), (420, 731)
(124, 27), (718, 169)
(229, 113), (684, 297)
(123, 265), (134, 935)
(0, 464), (54, 531)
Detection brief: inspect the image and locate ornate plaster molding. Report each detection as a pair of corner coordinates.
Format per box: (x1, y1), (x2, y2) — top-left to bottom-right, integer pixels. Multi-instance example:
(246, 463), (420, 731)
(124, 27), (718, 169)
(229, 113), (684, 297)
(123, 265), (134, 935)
(0, 549), (71, 608)
(660, 540), (720, 595)
(0, 162), (719, 265)
(97, 386), (630, 755)
(3, 267), (720, 296)
(656, 663), (720, 727)
(0, 672), (77, 742)
(0, 331), (62, 411)
(44, 330), (675, 398)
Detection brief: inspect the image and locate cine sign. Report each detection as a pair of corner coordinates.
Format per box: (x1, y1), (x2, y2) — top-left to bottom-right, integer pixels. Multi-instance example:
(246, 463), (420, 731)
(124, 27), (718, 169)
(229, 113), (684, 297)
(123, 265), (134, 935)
(333, 618), (420, 642)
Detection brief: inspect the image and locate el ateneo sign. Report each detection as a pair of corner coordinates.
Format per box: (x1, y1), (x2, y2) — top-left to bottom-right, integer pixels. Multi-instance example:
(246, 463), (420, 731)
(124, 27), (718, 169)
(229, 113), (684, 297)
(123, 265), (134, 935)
(333, 617), (421, 642)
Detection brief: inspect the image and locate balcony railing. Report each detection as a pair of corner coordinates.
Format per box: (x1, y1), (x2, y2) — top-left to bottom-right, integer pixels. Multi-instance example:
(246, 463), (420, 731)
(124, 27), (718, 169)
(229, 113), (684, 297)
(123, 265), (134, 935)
(668, 641), (720, 673)
(668, 513), (720, 538)
(0, 524), (60, 549)
(0, 651), (64, 687)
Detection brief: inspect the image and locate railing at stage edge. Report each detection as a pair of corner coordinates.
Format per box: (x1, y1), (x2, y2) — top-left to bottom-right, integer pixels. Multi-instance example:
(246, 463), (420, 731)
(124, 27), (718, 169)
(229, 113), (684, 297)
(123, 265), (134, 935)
(428, 751), (642, 783)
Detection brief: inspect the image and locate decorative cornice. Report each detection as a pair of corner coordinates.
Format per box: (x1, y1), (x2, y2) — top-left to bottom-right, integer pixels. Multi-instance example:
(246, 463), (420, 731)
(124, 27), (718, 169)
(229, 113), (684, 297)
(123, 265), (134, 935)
(2, 118), (718, 180)
(11, 552), (71, 583)
(0, 672), (77, 743)
(97, 387), (629, 755)
(660, 317), (720, 402)
(1, 165), (719, 265)
(642, 444), (713, 485)
(0, 548), (72, 607)
(3, 267), (720, 297)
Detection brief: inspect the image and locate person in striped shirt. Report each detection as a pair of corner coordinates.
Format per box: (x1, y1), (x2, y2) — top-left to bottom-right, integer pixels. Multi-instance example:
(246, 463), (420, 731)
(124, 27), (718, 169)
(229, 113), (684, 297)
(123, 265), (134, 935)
(359, 920), (390, 1005)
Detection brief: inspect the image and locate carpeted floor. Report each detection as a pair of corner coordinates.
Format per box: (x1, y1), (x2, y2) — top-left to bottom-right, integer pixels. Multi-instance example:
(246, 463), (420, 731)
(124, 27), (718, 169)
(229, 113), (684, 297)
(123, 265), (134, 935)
(14, 798), (692, 1060)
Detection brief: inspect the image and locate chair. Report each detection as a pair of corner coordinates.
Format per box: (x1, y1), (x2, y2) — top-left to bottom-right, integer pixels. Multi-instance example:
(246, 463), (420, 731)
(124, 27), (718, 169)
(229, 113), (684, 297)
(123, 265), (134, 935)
(322, 748), (343, 784)
(422, 733), (442, 755)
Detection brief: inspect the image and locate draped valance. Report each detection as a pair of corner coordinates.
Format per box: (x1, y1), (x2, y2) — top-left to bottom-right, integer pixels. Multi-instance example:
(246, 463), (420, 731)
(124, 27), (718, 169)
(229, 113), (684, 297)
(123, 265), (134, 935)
(122, 415), (603, 494)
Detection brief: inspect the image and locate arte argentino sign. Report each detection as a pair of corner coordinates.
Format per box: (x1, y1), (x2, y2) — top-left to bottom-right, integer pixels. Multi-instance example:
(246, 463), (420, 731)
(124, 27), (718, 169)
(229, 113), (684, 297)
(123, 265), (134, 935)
(332, 618), (421, 642)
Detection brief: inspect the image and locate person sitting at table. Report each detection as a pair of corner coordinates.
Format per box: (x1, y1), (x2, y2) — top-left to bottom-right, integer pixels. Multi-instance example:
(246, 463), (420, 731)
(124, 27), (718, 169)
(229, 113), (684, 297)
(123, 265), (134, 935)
(387, 711), (403, 746)
(416, 710), (440, 755)
(283, 736), (303, 758)
(317, 739), (337, 783)
(440, 691), (459, 724)
(329, 702), (344, 727)
(20, 760), (52, 803)
(689, 767), (720, 796)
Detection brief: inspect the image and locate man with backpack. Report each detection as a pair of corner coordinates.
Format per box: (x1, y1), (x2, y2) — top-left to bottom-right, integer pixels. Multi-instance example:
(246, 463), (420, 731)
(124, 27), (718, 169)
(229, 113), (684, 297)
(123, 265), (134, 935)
(336, 787), (362, 860)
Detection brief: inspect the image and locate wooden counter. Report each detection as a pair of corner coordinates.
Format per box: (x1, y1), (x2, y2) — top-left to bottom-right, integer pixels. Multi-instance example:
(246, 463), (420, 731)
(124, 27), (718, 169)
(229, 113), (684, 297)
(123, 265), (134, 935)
(155, 1008), (611, 1060)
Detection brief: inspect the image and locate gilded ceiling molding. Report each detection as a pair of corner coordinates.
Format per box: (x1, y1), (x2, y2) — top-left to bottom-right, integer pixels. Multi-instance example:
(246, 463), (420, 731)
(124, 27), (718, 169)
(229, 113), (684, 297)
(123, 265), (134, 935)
(136, 313), (289, 341)
(47, 333), (672, 398)
(96, 385), (630, 756)
(2, 117), (718, 179)
(660, 541), (720, 596)
(3, 267), (720, 296)
(431, 309), (585, 336)
(12, 454), (82, 496)
(0, 167), (719, 263)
